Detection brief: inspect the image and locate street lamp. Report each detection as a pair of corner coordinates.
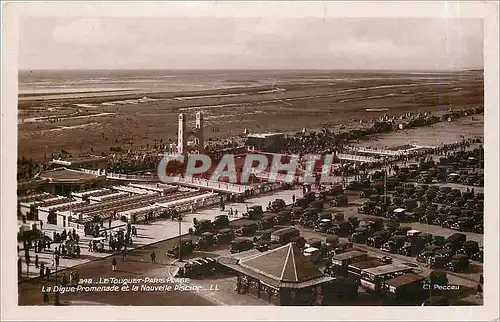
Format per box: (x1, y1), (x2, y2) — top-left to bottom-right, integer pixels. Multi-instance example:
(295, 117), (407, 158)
(54, 258), (60, 306)
(178, 216), (182, 262)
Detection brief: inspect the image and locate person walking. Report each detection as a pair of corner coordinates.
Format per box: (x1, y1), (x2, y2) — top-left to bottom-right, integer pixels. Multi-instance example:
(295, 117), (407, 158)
(476, 283), (483, 298)
(151, 250), (156, 264)
(43, 290), (49, 304)
(111, 258), (117, 272)
(35, 255), (39, 268)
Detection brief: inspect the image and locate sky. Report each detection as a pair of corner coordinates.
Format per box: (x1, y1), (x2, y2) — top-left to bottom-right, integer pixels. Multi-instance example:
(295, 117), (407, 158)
(19, 17), (484, 70)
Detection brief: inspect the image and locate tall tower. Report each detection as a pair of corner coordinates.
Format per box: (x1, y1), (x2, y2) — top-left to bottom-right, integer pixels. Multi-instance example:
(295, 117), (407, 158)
(195, 111), (204, 153)
(177, 113), (187, 155)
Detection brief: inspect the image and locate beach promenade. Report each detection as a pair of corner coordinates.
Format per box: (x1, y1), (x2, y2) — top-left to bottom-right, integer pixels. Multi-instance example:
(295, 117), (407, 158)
(18, 188), (302, 280)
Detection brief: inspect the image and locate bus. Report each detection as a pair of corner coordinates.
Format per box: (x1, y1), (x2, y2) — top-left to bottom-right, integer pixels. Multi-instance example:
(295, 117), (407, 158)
(359, 263), (414, 293)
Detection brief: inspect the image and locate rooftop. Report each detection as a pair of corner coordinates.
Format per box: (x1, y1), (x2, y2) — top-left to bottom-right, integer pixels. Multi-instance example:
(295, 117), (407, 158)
(240, 243), (323, 283)
(362, 263), (412, 276)
(219, 243), (333, 289)
(349, 259), (386, 270)
(331, 250), (368, 261)
(39, 168), (104, 183)
(384, 273), (425, 288)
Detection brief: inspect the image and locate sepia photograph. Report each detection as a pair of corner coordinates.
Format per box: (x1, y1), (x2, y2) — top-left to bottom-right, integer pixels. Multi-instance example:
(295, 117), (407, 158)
(1, 1), (499, 321)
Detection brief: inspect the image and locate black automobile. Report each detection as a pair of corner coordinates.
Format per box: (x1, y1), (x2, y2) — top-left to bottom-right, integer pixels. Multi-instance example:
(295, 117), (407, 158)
(365, 218), (384, 231)
(276, 210), (292, 224)
(215, 228), (235, 244)
(230, 237), (255, 253)
(348, 227), (371, 244)
(428, 249), (454, 269)
(195, 232), (215, 250)
(419, 232), (434, 245)
(399, 239), (426, 257)
(445, 233), (467, 252)
(235, 223), (258, 237)
(360, 188), (375, 198)
(270, 199), (286, 212)
(393, 226), (412, 236)
(358, 201), (377, 215)
(252, 228), (274, 243)
(328, 220), (352, 236)
(367, 231), (390, 248)
(457, 240), (481, 258)
(213, 215), (230, 230)
(450, 217), (474, 232)
(383, 221), (400, 235)
(167, 240), (195, 258)
(417, 250), (435, 263)
(257, 214), (276, 230)
(432, 235), (446, 246)
(441, 216), (459, 229)
(315, 219), (333, 233)
(472, 246), (483, 263)
(348, 217), (360, 230)
(381, 235), (406, 253)
(445, 254), (470, 273)
(254, 240), (270, 252)
(193, 219), (214, 235)
(244, 205), (263, 220)
(472, 223), (484, 234)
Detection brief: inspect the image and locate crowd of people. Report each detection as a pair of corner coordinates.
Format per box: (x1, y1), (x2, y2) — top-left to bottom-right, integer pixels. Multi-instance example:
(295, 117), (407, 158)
(279, 107), (483, 157)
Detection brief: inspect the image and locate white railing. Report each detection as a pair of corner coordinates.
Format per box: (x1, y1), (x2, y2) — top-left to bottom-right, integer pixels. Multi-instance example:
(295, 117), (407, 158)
(106, 172), (158, 181)
(337, 153), (377, 163)
(172, 176), (248, 194)
(79, 169), (104, 176)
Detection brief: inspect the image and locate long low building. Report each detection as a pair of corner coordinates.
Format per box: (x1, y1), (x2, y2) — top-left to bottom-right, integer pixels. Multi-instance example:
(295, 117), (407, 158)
(38, 167), (106, 196)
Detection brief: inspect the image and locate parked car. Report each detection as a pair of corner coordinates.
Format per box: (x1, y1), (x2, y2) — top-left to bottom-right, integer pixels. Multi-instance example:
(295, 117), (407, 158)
(381, 235), (407, 253)
(367, 231), (390, 248)
(215, 228), (235, 244)
(445, 254), (470, 273)
(193, 219), (214, 235)
(445, 233), (467, 252)
(303, 247), (322, 263)
(417, 250), (436, 264)
(230, 237), (255, 253)
(270, 199), (286, 212)
(213, 215), (230, 230)
(235, 223), (258, 237)
(348, 227), (371, 244)
(328, 220), (352, 236)
(243, 205), (263, 220)
(457, 240), (481, 258)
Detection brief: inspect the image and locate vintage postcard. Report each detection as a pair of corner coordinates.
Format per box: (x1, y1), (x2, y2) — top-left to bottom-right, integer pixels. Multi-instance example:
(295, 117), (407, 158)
(1, 1), (498, 321)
